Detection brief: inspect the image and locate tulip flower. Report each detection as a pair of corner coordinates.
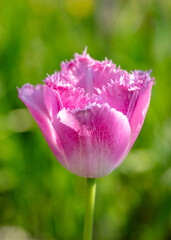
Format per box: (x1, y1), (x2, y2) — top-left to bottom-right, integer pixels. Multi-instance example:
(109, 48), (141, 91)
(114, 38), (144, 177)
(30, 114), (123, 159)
(18, 49), (154, 240)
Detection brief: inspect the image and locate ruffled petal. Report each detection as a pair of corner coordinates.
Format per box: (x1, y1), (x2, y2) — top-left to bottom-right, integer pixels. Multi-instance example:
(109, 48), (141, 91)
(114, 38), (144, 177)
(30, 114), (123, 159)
(52, 104), (131, 178)
(45, 76), (90, 110)
(93, 83), (139, 119)
(18, 50), (154, 178)
(53, 85), (89, 110)
(59, 49), (123, 93)
(94, 70), (154, 121)
(18, 84), (67, 166)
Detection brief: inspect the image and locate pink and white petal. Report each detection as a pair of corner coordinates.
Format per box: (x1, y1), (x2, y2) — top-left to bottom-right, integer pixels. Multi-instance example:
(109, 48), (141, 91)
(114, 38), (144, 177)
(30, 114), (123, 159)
(94, 83), (139, 119)
(94, 70), (154, 120)
(52, 104), (131, 178)
(18, 84), (61, 120)
(128, 81), (153, 150)
(45, 80), (90, 110)
(55, 85), (90, 110)
(114, 82), (153, 169)
(60, 49), (124, 93)
(18, 84), (67, 167)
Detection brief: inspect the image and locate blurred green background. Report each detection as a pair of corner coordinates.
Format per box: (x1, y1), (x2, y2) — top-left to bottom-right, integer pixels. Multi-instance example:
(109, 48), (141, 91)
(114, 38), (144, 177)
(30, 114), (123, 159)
(0, 0), (171, 239)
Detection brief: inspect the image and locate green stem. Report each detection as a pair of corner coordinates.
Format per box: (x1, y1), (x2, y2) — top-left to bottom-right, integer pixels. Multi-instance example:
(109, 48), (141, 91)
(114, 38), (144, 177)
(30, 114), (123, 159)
(83, 178), (96, 240)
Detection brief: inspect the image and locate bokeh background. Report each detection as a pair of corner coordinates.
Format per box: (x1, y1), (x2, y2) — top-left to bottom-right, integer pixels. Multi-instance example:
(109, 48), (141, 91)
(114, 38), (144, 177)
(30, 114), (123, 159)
(0, 0), (171, 239)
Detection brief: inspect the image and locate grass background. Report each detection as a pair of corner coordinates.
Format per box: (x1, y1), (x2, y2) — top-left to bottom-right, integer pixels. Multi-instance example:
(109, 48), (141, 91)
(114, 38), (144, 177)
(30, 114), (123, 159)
(0, 0), (171, 239)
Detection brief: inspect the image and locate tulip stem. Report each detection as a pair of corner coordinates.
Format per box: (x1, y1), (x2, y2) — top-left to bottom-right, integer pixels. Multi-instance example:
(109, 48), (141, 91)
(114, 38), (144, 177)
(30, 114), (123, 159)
(83, 178), (96, 240)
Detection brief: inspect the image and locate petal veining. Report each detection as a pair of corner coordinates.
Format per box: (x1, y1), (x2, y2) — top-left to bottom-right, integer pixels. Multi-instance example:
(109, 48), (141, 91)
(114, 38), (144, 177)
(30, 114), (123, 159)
(60, 49), (123, 93)
(18, 49), (154, 178)
(94, 70), (154, 120)
(52, 103), (131, 178)
(18, 84), (67, 167)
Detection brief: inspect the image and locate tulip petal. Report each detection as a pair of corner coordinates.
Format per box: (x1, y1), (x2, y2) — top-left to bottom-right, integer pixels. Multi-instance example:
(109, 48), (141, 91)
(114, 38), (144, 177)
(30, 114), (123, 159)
(94, 70), (154, 120)
(113, 82), (154, 168)
(60, 49), (123, 93)
(18, 50), (154, 178)
(51, 85), (90, 110)
(52, 104), (131, 178)
(128, 81), (153, 149)
(93, 83), (139, 119)
(18, 84), (67, 167)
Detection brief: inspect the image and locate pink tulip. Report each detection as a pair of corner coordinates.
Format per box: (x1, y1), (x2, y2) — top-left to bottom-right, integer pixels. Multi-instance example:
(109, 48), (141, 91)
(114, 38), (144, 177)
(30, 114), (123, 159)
(18, 49), (154, 178)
